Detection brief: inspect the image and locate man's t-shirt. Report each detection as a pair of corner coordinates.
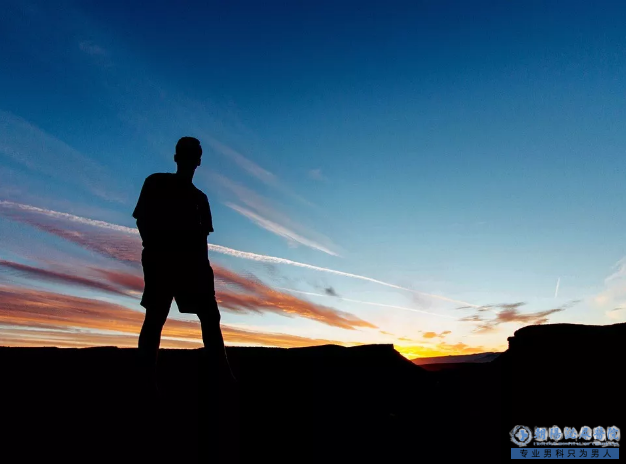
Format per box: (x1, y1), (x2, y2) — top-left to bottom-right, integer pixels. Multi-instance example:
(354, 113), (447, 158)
(132, 173), (213, 256)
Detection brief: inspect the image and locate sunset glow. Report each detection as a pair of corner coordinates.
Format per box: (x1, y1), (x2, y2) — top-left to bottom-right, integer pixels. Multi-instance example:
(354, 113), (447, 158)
(2, 1), (625, 359)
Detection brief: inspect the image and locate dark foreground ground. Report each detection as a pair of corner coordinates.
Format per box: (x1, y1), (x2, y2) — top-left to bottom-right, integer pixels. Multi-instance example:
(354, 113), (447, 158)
(1, 322), (624, 464)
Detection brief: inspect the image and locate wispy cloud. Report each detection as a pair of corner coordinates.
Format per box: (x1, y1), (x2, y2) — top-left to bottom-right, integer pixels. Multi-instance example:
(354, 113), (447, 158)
(0, 259), (134, 298)
(607, 307), (626, 321)
(0, 110), (125, 202)
(213, 244), (478, 307)
(0, 200), (479, 308)
(0, 327), (194, 349)
(203, 136), (313, 207)
(554, 277), (560, 298)
(324, 286), (338, 297)
(0, 200), (134, 233)
(275, 287), (457, 320)
(79, 41), (108, 57)
(206, 173), (339, 256)
(78, 40), (112, 67)
(604, 257), (626, 285)
(226, 202), (340, 256)
(592, 257), (626, 320)
(0, 200), (143, 265)
(458, 301), (577, 333)
(0, 251), (375, 330)
(213, 266), (376, 330)
(88, 267), (144, 293)
(308, 168), (327, 182)
(0, 284), (349, 348)
(204, 137), (277, 187)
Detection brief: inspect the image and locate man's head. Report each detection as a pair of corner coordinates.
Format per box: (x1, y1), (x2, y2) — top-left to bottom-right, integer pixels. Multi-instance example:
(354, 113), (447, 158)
(174, 137), (202, 170)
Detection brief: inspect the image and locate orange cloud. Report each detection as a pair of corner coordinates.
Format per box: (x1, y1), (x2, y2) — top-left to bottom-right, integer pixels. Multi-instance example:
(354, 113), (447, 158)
(0, 259), (133, 297)
(0, 284), (348, 349)
(88, 267), (144, 293)
(212, 265), (376, 330)
(422, 330), (451, 339)
(0, 328), (201, 349)
(1, 256), (375, 330)
(0, 205), (374, 330)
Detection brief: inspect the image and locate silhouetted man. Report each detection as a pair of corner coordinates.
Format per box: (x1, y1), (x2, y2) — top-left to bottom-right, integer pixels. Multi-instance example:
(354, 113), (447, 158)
(133, 136), (234, 395)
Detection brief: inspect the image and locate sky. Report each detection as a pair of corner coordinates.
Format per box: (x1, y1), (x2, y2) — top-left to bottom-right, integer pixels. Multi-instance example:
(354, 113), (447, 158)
(1, 0), (626, 358)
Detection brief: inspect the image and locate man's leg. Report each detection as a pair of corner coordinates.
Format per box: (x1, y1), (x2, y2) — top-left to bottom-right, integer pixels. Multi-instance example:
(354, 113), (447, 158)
(138, 305), (170, 392)
(193, 260), (235, 382)
(198, 308), (235, 383)
(197, 304), (240, 463)
(138, 250), (173, 393)
(134, 306), (170, 462)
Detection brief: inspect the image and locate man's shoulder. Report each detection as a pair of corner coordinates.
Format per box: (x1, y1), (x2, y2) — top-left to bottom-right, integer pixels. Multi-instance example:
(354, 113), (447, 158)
(145, 172), (174, 184)
(144, 172), (174, 185)
(191, 183), (208, 199)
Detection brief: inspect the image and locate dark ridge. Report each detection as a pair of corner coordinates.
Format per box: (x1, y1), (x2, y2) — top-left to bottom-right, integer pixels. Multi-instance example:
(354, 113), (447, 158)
(0, 343), (445, 464)
(1, 323), (623, 464)
(508, 322), (626, 347)
(498, 322), (626, 461)
(412, 351), (501, 365)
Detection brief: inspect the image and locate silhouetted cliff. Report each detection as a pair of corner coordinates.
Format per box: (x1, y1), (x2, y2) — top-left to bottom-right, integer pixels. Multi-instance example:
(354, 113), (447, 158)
(498, 322), (625, 461)
(412, 351), (501, 365)
(1, 323), (623, 464)
(0, 343), (448, 464)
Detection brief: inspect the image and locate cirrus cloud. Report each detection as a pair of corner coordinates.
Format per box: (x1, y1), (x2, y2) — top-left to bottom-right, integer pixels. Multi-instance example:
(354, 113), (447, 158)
(0, 256), (376, 331)
(458, 301), (578, 333)
(0, 200), (479, 309)
(0, 284), (354, 349)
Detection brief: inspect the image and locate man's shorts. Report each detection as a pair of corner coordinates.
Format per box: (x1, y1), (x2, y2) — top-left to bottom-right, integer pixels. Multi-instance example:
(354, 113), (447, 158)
(140, 249), (219, 319)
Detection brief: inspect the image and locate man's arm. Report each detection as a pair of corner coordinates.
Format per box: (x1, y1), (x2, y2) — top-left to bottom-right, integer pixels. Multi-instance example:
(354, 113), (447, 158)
(133, 175), (158, 240)
(199, 193), (214, 237)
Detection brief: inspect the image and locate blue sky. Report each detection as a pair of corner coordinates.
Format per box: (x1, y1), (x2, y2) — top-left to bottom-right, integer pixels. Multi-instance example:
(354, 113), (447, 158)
(1, 0), (626, 357)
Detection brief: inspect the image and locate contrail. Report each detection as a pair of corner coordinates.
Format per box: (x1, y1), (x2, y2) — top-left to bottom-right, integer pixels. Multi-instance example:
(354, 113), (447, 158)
(225, 202), (339, 256)
(209, 243), (478, 307)
(0, 200), (137, 234)
(0, 200), (479, 308)
(275, 287), (457, 319)
(554, 277), (560, 298)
